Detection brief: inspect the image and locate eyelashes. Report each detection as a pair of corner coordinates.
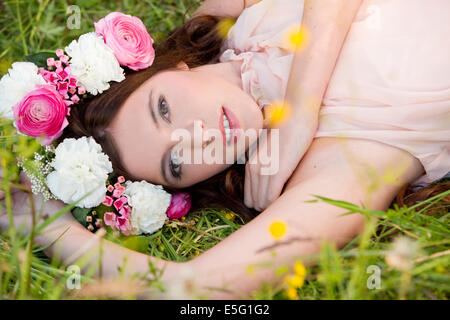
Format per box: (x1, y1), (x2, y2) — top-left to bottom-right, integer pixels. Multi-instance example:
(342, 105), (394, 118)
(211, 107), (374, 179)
(169, 148), (182, 179)
(158, 95), (182, 179)
(158, 96), (170, 122)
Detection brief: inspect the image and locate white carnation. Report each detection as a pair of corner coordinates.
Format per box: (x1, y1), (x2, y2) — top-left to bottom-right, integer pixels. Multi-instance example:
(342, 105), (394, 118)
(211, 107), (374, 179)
(0, 62), (46, 119)
(46, 137), (113, 208)
(65, 32), (125, 95)
(125, 181), (172, 235)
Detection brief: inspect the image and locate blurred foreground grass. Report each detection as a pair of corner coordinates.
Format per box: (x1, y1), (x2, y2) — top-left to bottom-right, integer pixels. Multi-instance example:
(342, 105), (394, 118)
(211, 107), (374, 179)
(0, 0), (449, 300)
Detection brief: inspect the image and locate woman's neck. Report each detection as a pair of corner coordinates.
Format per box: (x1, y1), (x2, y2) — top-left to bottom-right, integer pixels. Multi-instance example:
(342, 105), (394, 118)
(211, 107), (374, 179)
(193, 60), (244, 90)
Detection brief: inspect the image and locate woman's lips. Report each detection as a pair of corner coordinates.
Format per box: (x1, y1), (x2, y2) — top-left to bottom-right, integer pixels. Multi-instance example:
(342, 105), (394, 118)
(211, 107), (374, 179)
(219, 106), (241, 146)
(223, 106), (241, 142)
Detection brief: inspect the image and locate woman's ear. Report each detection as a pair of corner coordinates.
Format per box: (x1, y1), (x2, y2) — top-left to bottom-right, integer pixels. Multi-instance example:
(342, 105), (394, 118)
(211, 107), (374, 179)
(176, 61), (190, 71)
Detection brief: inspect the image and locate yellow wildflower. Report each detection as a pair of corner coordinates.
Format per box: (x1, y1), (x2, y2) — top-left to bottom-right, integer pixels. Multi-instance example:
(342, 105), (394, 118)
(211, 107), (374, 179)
(264, 102), (292, 128)
(284, 274), (304, 289)
(294, 260), (307, 277)
(285, 287), (299, 300)
(269, 220), (287, 240)
(217, 18), (236, 38)
(284, 24), (310, 52)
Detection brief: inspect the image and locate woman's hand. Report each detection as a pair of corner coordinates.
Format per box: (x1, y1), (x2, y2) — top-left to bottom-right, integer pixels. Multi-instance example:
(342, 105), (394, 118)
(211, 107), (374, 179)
(244, 117), (317, 211)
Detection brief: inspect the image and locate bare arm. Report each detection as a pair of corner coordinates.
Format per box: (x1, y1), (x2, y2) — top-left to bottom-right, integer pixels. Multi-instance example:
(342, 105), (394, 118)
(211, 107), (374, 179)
(245, 0), (363, 211)
(285, 0), (362, 122)
(192, 0), (260, 18)
(187, 138), (424, 298)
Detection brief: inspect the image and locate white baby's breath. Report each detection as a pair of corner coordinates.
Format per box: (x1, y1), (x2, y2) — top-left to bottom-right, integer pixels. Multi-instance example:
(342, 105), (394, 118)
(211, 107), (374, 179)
(65, 32), (125, 95)
(124, 180), (172, 235)
(0, 62), (46, 119)
(46, 137), (113, 208)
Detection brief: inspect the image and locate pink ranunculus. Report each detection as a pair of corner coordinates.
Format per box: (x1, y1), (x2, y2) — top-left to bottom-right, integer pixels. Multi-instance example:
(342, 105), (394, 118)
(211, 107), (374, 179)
(13, 85), (68, 145)
(95, 12), (155, 71)
(166, 192), (191, 220)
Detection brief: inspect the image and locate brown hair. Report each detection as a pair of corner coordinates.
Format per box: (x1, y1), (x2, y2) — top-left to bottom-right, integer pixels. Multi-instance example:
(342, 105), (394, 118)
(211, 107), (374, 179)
(61, 15), (259, 220)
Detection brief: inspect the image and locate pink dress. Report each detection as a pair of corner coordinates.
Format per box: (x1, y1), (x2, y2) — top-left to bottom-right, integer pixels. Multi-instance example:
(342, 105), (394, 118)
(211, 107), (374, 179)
(218, 0), (450, 186)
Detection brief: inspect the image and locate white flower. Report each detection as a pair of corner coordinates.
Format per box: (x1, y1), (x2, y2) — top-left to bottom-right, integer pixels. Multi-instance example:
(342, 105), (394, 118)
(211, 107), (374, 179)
(0, 62), (46, 119)
(386, 236), (420, 271)
(65, 32), (125, 95)
(46, 137), (113, 208)
(124, 181), (172, 235)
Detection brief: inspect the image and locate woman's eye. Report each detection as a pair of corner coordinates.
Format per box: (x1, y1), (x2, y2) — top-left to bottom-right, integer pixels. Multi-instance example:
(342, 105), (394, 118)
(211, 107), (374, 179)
(169, 149), (182, 179)
(158, 96), (170, 121)
(169, 158), (182, 179)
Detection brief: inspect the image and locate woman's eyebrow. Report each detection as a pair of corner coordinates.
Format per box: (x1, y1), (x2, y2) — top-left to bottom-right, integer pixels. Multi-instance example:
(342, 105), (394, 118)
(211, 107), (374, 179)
(148, 89), (159, 129)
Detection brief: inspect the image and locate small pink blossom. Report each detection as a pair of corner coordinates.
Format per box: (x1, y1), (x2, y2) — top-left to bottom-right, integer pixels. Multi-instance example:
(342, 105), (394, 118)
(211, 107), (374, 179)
(107, 185), (114, 193)
(70, 94), (80, 103)
(117, 176), (125, 183)
(116, 217), (132, 236)
(104, 212), (117, 229)
(102, 195), (114, 207)
(95, 12), (155, 71)
(47, 58), (55, 67)
(56, 49), (64, 57)
(113, 185), (126, 198)
(57, 68), (69, 81)
(78, 86), (86, 95)
(113, 196), (128, 211)
(60, 55), (69, 64)
(119, 205), (130, 219)
(13, 85), (69, 145)
(68, 77), (78, 88)
(166, 192), (191, 219)
(57, 82), (68, 95)
(54, 60), (62, 69)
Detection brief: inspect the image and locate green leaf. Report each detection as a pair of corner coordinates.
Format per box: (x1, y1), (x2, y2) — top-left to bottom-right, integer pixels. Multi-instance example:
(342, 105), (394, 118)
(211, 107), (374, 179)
(72, 207), (91, 227)
(24, 52), (57, 68)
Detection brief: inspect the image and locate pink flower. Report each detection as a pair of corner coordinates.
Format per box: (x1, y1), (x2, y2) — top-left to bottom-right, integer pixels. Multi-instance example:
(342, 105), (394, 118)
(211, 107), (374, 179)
(113, 196), (128, 211)
(117, 176), (125, 183)
(102, 195), (114, 207)
(68, 77), (78, 88)
(47, 58), (55, 67)
(116, 217), (132, 236)
(119, 205), (130, 219)
(113, 185), (125, 198)
(104, 212), (117, 229)
(107, 185), (114, 193)
(70, 95), (80, 104)
(56, 49), (64, 57)
(78, 86), (86, 95)
(166, 192), (191, 219)
(95, 12), (155, 71)
(13, 85), (68, 145)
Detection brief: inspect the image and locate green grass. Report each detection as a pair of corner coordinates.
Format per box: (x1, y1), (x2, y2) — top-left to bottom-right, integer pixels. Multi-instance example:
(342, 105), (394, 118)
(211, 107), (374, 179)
(1, 0), (449, 300)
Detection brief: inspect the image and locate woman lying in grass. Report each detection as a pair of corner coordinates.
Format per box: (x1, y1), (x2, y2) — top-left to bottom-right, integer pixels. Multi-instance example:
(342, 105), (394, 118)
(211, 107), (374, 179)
(1, 0), (449, 299)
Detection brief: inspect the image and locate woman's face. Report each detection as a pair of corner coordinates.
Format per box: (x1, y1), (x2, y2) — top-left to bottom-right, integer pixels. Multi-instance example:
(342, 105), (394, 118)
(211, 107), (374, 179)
(109, 63), (263, 188)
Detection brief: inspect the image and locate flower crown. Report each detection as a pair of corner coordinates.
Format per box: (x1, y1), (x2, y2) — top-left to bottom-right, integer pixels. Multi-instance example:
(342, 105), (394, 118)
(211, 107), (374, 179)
(0, 12), (191, 236)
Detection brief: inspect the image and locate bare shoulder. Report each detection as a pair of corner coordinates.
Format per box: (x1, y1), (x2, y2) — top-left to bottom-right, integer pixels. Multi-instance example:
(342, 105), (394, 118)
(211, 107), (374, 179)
(192, 0), (261, 18)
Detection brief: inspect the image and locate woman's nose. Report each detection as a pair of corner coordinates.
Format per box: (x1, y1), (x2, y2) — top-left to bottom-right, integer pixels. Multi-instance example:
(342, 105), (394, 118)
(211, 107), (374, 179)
(171, 119), (209, 149)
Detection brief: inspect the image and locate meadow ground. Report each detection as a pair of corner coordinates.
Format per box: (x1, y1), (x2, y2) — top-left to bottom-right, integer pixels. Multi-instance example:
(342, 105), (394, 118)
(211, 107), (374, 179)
(0, 0), (449, 300)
